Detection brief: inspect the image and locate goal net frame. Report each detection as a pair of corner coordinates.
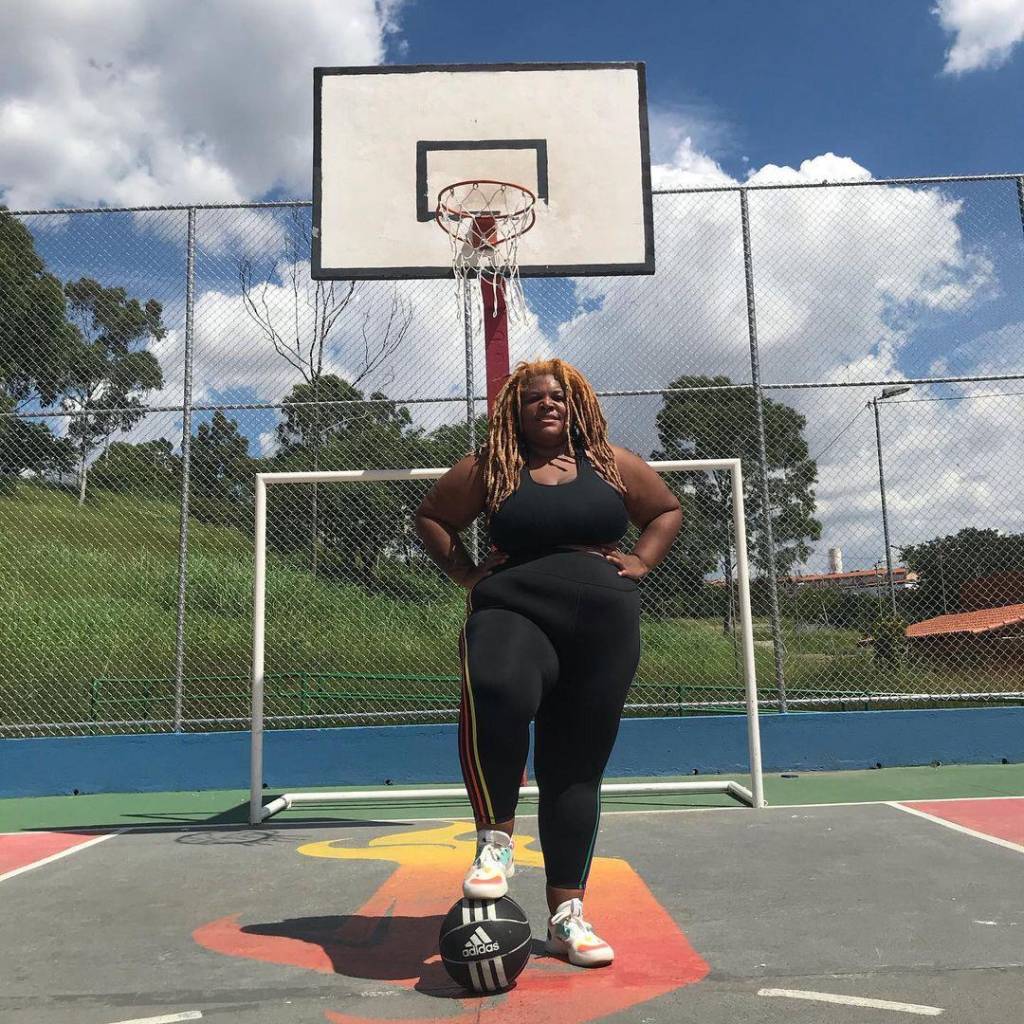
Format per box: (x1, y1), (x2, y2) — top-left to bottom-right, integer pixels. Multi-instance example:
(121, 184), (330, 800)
(249, 458), (765, 824)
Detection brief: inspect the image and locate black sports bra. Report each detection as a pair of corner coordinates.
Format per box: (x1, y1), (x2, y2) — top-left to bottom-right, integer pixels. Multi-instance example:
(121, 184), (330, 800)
(487, 450), (629, 556)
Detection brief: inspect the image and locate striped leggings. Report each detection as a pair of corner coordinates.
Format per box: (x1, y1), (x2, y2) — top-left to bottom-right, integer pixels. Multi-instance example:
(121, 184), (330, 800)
(458, 551), (641, 890)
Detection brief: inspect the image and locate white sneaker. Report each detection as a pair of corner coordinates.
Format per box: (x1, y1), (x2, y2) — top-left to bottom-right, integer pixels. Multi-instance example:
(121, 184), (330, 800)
(462, 829), (515, 899)
(545, 898), (614, 967)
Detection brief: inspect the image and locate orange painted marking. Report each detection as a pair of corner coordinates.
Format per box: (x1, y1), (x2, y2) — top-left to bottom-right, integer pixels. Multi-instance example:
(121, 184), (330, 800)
(0, 832), (100, 875)
(194, 822), (709, 1023)
(904, 797), (1024, 846)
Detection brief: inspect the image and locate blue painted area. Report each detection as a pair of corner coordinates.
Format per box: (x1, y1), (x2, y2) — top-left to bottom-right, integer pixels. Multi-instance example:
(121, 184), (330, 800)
(2, 707), (1023, 798)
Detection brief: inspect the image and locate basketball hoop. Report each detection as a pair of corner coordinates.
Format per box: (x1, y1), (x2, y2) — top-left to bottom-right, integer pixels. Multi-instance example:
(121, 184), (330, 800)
(435, 179), (536, 321)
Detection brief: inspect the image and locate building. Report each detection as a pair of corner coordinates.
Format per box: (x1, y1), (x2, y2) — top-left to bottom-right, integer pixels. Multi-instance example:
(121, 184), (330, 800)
(786, 566), (918, 592)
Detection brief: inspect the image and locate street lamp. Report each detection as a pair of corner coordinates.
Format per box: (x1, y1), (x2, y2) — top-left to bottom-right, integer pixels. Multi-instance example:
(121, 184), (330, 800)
(870, 386), (911, 616)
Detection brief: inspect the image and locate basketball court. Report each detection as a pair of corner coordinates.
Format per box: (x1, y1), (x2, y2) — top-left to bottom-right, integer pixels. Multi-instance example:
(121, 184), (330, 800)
(5, 54), (1024, 1024)
(3, 768), (1024, 1023)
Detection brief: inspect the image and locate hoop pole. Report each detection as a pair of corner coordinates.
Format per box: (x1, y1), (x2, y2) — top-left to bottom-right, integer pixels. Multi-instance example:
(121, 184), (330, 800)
(481, 275), (510, 415)
(730, 460), (765, 808)
(250, 476), (268, 824)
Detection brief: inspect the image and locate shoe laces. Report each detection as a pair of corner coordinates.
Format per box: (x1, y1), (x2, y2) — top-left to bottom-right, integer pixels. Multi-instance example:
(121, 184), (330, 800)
(473, 835), (511, 871)
(551, 898), (594, 937)
(474, 843), (504, 870)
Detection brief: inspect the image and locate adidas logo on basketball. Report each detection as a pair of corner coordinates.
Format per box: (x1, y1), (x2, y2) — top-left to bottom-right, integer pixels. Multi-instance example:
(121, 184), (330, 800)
(463, 925), (500, 957)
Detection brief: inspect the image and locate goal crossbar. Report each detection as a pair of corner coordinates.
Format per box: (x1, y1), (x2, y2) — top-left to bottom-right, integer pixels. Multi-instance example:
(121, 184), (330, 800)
(250, 459), (765, 823)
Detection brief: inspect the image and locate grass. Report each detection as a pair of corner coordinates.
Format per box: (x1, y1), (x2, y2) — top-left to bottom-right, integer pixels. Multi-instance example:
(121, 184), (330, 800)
(1, 481), (1019, 734)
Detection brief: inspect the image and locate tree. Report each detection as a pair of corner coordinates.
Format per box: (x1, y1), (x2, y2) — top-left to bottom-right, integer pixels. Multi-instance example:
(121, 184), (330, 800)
(902, 527), (1024, 619)
(62, 278), (165, 504)
(653, 376), (821, 630)
(0, 209), (77, 408)
(239, 214), (412, 571)
(89, 438), (180, 499)
(0, 209), (78, 491)
(267, 382), (424, 585)
(189, 412), (252, 528)
(0, 397), (75, 495)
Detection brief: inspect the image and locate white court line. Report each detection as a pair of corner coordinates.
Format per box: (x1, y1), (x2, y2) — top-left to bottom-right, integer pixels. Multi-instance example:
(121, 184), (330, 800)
(2, 793), (1020, 838)
(0, 830), (122, 883)
(107, 1012), (202, 1024)
(759, 987), (943, 1015)
(888, 802), (1024, 856)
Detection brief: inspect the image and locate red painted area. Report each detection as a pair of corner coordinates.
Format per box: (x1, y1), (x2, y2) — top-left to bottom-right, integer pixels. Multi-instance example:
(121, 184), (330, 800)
(194, 827), (709, 1024)
(0, 831), (99, 875)
(904, 797), (1024, 847)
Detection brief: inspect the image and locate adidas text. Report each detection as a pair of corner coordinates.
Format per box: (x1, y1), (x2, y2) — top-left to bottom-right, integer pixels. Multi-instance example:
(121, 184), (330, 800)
(463, 941), (500, 956)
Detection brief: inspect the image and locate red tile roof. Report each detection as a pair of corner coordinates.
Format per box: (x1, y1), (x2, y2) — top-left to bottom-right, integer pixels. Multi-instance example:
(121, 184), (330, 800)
(905, 603), (1024, 639)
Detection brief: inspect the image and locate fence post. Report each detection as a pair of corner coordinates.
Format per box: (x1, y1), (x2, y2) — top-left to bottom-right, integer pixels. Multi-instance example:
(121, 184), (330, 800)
(1018, 177), (1024, 245)
(739, 189), (788, 711)
(173, 207), (197, 731)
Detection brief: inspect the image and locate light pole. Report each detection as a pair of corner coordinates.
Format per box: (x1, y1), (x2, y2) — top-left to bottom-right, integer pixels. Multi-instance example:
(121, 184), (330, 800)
(870, 386), (911, 616)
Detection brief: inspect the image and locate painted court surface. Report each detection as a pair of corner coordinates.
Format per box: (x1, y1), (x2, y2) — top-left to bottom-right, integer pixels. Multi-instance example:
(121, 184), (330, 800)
(2, 766), (1023, 1024)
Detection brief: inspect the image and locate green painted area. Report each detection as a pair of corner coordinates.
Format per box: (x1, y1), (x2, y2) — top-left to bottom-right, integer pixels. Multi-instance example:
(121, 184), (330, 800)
(2, 762), (1021, 833)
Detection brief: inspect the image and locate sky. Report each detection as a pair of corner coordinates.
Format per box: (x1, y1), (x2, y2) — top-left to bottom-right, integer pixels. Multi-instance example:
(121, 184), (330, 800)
(2, 0), (1024, 574)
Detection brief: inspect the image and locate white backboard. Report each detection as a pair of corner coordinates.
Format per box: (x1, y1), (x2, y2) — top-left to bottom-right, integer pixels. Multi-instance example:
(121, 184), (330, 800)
(312, 62), (654, 280)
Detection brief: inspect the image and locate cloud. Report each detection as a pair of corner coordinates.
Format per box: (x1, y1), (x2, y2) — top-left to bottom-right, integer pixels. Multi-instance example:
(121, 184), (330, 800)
(542, 142), (1012, 572)
(934, 0), (1024, 74)
(0, 0), (401, 210)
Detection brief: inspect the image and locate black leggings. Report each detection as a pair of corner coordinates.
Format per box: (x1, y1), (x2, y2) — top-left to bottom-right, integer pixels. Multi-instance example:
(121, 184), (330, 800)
(458, 550), (641, 890)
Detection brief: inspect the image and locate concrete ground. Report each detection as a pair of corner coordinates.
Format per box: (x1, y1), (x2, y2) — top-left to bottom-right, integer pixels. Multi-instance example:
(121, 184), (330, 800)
(2, 781), (1023, 1023)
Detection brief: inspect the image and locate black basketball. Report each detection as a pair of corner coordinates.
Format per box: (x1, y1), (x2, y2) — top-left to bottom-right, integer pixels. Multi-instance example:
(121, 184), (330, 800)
(438, 896), (532, 992)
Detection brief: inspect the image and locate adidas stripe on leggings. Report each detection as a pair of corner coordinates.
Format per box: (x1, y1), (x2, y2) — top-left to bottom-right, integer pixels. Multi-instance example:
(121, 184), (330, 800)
(458, 549), (641, 890)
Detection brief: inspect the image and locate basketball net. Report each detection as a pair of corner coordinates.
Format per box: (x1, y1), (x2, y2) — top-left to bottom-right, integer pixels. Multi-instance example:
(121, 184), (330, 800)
(436, 180), (536, 414)
(436, 179), (535, 325)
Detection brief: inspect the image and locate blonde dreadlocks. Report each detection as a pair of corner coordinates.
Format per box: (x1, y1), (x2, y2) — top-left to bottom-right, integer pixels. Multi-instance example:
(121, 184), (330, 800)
(482, 359), (626, 516)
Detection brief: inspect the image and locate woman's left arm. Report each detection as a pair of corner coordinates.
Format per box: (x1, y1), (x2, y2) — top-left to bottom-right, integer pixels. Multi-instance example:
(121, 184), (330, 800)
(605, 446), (683, 579)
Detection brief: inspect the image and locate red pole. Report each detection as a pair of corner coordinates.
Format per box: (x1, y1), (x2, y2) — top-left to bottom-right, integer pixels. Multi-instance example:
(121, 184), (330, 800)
(480, 271), (522, 784)
(480, 273), (510, 417)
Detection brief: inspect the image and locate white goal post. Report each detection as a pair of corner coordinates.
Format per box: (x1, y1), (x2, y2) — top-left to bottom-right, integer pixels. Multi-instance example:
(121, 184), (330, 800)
(249, 459), (765, 824)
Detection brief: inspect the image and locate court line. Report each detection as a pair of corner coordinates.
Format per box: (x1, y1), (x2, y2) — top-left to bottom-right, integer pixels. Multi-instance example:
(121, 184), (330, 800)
(2, 792), (1021, 837)
(759, 987), (943, 1015)
(107, 1012), (202, 1024)
(888, 802), (1024, 856)
(0, 830), (121, 883)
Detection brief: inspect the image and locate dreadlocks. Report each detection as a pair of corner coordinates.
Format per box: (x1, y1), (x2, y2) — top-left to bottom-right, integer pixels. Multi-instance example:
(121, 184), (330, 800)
(482, 358), (626, 516)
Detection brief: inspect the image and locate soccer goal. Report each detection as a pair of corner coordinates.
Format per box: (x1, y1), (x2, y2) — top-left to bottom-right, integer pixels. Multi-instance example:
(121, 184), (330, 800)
(249, 459), (765, 824)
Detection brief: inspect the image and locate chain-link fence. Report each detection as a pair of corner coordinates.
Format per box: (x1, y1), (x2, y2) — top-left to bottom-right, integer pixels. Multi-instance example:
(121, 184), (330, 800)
(3, 173), (1024, 737)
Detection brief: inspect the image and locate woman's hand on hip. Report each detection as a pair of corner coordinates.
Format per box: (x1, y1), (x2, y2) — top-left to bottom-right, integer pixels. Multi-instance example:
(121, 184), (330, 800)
(602, 549), (649, 580)
(457, 549), (509, 590)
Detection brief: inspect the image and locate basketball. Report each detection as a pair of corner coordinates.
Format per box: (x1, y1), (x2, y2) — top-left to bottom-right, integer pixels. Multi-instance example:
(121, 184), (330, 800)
(438, 896), (532, 992)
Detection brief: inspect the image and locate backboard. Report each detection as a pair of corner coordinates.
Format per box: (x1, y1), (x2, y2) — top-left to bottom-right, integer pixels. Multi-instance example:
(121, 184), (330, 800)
(312, 62), (654, 280)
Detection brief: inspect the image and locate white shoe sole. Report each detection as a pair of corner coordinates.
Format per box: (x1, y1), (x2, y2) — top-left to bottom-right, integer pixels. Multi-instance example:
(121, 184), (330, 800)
(545, 933), (614, 967)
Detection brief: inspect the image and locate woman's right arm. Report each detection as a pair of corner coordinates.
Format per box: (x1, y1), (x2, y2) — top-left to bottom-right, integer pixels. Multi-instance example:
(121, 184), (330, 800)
(414, 452), (495, 589)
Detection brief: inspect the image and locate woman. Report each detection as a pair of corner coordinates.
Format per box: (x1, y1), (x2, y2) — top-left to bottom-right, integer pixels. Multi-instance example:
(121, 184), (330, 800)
(414, 358), (682, 967)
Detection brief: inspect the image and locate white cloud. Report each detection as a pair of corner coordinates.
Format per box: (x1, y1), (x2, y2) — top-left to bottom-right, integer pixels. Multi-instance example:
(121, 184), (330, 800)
(935, 0), (1024, 74)
(0, 0), (400, 210)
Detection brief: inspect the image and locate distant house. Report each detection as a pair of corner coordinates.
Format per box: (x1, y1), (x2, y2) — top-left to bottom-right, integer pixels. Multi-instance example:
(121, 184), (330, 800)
(786, 566), (918, 592)
(904, 603), (1024, 671)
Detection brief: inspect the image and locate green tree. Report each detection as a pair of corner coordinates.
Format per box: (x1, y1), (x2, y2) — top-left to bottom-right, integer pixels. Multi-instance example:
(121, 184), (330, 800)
(0, 209), (78, 491)
(0, 397), (75, 495)
(190, 412), (252, 528)
(267, 381), (433, 588)
(239, 211), (412, 571)
(653, 376), (821, 630)
(0, 209), (77, 407)
(89, 438), (180, 499)
(902, 527), (1024, 619)
(62, 278), (165, 504)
